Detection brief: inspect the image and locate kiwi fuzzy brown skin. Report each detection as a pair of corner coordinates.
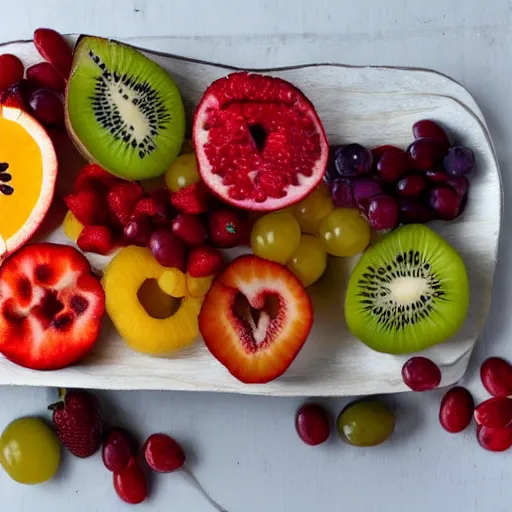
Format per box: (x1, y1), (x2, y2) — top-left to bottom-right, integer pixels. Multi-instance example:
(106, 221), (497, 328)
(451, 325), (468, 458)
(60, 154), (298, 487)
(344, 223), (470, 354)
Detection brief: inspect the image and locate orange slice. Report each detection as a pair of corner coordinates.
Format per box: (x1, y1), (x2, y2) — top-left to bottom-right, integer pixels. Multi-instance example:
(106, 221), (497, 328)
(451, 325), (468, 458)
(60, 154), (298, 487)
(0, 106), (57, 260)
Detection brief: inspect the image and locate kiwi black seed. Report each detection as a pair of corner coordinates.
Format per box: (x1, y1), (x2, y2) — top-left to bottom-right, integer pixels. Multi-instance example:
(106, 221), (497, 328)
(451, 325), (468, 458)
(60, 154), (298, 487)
(66, 36), (185, 181)
(344, 224), (469, 354)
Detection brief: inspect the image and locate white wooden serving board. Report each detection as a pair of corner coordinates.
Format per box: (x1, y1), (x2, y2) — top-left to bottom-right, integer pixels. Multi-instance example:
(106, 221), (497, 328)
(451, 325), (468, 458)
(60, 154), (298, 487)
(0, 36), (502, 396)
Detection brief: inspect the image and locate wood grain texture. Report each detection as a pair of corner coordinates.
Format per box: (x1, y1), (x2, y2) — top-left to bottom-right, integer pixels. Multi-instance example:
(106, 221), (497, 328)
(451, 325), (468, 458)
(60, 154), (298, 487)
(0, 37), (502, 396)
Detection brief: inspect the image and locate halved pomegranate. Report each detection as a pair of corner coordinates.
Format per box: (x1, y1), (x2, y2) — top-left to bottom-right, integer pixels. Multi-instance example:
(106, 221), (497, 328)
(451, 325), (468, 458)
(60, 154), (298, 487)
(193, 72), (329, 212)
(198, 255), (313, 383)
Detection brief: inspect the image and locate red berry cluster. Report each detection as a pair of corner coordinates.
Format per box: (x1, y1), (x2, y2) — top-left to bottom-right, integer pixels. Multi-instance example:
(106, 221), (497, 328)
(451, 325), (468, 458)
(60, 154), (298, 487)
(65, 163), (249, 278)
(0, 28), (72, 127)
(328, 119), (475, 230)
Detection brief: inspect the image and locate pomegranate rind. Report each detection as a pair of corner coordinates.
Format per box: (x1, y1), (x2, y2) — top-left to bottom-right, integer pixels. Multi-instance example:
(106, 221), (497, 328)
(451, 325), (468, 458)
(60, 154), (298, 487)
(0, 106), (57, 260)
(193, 72), (329, 212)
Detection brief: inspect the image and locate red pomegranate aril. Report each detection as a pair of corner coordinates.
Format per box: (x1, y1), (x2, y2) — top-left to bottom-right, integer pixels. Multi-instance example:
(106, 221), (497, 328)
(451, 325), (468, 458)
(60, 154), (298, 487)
(33, 28), (72, 77)
(408, 138), (447, 171)
(396, 175), (425, 197)
(412, 120), (450, 146)
(402, 357), (441, 391)
(365, 194), (399, 230)
(144, 433), (185, 473)
(0, 54), (24, 90)
(477, 425), (512, 452)
(28, 88), (64, 127)
(113, 457), (147, 504)
(439, 386), (474, 433)
(124, 215), (153, 247)
(376, 150), (409, 183)
(26, 62), (66, 93)
(295, 403), (331, 446)
(102, 428), (137, 473)
(474, 397), (512, 428)
(398, 198), (433, 224)
(428, 187), (460, 221)
(481, 357), (512, 397)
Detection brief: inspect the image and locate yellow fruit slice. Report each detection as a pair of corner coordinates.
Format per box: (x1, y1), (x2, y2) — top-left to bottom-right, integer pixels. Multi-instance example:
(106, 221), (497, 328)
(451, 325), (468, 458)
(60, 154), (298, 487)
(63, 210), (84, 242)
(158, 268), (187, 298)
(0, 106), (57, 260)
(103, 246), (203, 355)
(187, 274), (214, 297)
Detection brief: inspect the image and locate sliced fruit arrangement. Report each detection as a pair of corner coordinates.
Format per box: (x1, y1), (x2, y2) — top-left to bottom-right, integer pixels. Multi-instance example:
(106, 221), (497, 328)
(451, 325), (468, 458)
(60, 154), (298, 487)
(66, 36), (186, 181)
(345, 223), (469, 354)
(326, 120), (475, 228)
(199, 255), (313, 383)
(193, 71), (329, 211)
(0, 243), (105, 370)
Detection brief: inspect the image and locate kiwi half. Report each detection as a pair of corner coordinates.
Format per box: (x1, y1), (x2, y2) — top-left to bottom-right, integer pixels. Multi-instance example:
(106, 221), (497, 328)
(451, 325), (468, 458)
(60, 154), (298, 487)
(65, 36), (185, 181)
(345, 224), (469, 354)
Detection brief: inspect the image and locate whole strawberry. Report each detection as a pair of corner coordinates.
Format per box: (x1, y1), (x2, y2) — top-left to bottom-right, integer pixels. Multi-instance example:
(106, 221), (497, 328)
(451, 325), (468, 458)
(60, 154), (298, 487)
(49, 389), (103, 458)
(208, 208), (248, 248)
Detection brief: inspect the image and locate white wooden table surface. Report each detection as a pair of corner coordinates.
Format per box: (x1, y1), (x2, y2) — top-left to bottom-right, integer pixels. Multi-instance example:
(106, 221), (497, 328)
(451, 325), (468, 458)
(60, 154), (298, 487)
(1, 1), (512, 511)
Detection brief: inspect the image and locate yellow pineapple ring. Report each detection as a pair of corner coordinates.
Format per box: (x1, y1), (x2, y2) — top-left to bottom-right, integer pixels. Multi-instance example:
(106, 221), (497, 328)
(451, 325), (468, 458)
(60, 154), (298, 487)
(102, 246), (203, 355)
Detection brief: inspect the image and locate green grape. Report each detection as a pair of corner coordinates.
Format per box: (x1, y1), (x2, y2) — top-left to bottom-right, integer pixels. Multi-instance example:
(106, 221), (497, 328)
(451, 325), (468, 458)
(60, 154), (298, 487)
(0, 417), (60, 484)
(165, 154), (199, 192)
(318, 208), (371, 257)
(288, 235), (327, 287)
(337, 400), (395, 447)
(293, 183), (333, 234)
(250, 212), (301, 264)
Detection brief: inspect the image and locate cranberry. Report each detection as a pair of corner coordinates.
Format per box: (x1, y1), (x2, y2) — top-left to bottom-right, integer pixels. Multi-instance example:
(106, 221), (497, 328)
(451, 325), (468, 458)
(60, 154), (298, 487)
(439, 387), (474, 433)
(376, 150), (409, 182)
(113, 457), (147, 504)
(474, 397), (512, 428)
(412, 120), (450, 145)
(371, 144), (402, 162)
(481, 357), (512, 397)
(425, 170), (450, 184)
(365, 194), (399, 230)
(396, 175), (425, 197)
(295, 403), (331, 446)
(477, 425), (512, 452)
(447, 176), (469, 200)
(144, 433), (185, 473)
(102, 428), (137, 473)
(401, 357), (441, 391)
(407, 138), (447, 170)
(427, 187), (460, 220)
(0, 54), (24, 90)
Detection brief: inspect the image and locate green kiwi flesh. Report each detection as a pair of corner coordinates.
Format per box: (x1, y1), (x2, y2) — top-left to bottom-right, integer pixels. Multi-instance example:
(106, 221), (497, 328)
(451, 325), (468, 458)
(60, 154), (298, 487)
(65, 36), (185, 180)
(345, 224), (469, 354)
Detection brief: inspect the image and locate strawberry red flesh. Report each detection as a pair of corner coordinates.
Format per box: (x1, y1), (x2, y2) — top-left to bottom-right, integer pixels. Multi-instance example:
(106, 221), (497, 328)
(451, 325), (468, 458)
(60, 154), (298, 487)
(199, 255), (313, 383)
(0, 243), (105, 370)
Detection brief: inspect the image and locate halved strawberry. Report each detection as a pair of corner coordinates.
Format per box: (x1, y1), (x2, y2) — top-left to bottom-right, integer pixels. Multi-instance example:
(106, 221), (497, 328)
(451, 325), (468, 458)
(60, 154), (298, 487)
(64, 185), (108, 226)
(108, 182), (144, 225)
(198, 255), (313, 383)
(74, 163), (118, 193)
(0, 243), (105, 370)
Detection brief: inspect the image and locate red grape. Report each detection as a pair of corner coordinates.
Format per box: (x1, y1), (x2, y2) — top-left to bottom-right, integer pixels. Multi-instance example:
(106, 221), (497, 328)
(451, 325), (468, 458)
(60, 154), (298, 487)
(334, 144), (373, 177)
(428, 187), (460, 220)
(480, 357), (512, 397)
(144, 433), (185, 473)
(474, 397), (512, 428)
(398, 198), (433, 224)
(149, 229), (185, 269)
(408, 138), (447, 170)
(113, 457), (147, 504)
(330, 178), (355, 208)
(124, 215), (153, 247)
(28, 88), (64, 126)
(365, 194), (399, 230)
(402, 357), (441, 391)
(412, 120), (450, 145)
(439, 387), (474, 433)
(102, 428), (137, 473)
(477, 425), (512, 452)
(444, 146), (475, 176)
(396, 175), (425, 196)
(352, 178), (383, 206)
(376, 150), (409, 182)
(295, 403), (331, 446)
(172, 213), (207, 246)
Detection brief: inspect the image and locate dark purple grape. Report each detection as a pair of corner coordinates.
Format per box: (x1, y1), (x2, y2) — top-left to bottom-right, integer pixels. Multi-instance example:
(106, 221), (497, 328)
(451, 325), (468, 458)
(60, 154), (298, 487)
(376, 150), (409, 182)
(365, 194), (399, 230)
(398, 198), (433, 224)
(407, 138), (447, 170)
(334, 143), (373, 177)
(443, 146), (475, 176)
(331, 178), (354, 208)
(447, 176), (469, 199)
(396, 175), (425, 197)
(412, 120), (449, 145)
(427, 187), (460, 220)
(352, 178), (383, 206)
(149, 229), (185, 269)
(28, 88), (64, 126)
(324, 147), (338, 183)
(124, 215), (153, 247)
